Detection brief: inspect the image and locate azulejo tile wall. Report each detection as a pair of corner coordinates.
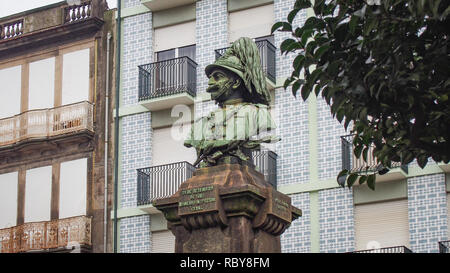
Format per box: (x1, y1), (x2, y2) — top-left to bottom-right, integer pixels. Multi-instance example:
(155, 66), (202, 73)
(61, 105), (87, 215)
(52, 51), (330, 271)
(119, 215), (151, 253)
(316, 96), (348, 180)
(273, 0), (310, 187)
(194, 0), (228, 119)
(281, 193), (311, 252)
(408, 174), (448, 252)
(319, 188), (355, 253)
(119, 4), (153, 252)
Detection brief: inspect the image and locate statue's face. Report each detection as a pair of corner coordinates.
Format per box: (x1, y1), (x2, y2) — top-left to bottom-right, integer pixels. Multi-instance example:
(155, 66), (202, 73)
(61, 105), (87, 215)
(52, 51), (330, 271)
(206, 68), (236, 103)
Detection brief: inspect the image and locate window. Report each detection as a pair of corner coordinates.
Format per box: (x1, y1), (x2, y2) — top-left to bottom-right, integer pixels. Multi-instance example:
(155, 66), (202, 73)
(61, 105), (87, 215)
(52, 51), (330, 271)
(29, 57), (55, 110)
(0, 172), (18, 229)
(228, 4), (274, 43)
(354, 199), (410, 250)
(0, 65), (21, 119)
(151, 230), (175, 253)
(59, 158), (87, 219)
(25, 166), (52, 223)
(62, 49), (90, 105)
(152, 124), (196, 166)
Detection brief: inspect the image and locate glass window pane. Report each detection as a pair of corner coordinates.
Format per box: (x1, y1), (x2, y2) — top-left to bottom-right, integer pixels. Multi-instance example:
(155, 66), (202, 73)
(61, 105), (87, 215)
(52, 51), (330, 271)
(178, 44), (196, 62)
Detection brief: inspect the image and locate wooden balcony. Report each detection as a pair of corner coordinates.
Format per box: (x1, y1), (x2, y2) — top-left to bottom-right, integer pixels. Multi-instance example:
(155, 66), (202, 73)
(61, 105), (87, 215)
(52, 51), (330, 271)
(0, 215), (92, 253)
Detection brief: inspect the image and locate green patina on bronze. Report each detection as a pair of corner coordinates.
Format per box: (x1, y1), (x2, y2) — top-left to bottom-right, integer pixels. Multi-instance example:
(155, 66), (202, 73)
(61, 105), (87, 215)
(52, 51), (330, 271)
(184, 37), (280, 167)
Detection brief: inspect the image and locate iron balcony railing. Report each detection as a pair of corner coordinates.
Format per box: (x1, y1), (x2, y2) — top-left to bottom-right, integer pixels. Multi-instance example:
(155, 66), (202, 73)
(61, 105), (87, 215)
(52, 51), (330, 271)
(136, 150), (278, 205)
(0, 101), (94, 147)
(215, 39), (276, 83)
(341, 134), (408, 174)
(439, 240), (450, 253)
(352, 246), (413, 253)
(0, 215), (92, 253)
(137, 161), (196, 206)
(138, 56), (197, 101)
(252, 149), (278, 189)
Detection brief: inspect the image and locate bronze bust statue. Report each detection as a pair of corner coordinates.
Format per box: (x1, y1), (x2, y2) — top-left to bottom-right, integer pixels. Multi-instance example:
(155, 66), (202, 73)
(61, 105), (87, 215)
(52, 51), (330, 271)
(184, 37), (279, 167)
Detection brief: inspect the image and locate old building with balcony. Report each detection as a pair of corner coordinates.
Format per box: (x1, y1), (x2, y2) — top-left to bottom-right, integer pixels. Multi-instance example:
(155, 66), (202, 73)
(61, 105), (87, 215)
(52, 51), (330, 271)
(0, 0), (116, 253)
(113, 0), (450, 254)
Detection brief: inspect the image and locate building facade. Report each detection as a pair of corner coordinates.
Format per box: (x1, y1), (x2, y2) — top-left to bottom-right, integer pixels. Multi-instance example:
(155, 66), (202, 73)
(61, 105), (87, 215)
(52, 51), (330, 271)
(115, 0), (450, 254)
(0, 0), (116, 253)
(114, 0), (450, 253)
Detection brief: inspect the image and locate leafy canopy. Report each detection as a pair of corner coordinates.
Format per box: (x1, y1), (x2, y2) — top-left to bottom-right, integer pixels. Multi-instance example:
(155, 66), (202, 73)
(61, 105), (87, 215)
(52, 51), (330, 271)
(272, 0), (450, 189)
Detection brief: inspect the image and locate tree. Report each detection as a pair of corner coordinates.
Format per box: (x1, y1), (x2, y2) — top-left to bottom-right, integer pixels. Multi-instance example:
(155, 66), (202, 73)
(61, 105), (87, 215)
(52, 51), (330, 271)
(272, 0), (450, 189)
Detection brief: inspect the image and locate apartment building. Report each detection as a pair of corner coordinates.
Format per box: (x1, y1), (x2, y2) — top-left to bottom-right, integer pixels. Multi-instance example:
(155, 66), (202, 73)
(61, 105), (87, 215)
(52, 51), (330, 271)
(120, 0), (448, 253)
(0, 0), (116, 253)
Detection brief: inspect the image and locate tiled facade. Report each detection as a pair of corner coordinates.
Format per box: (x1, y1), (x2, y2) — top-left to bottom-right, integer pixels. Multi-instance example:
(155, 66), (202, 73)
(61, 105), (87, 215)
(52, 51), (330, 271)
(116, 0), (450, 253)
(281, 193), (311, 252)
(118, 0), (153, 252)
(319, 188), (355, 253)
(119, 215), (151, 253)
(317, 97), (348, 180)
(408, 174), (448, 253)
(194, 0), (228, 119)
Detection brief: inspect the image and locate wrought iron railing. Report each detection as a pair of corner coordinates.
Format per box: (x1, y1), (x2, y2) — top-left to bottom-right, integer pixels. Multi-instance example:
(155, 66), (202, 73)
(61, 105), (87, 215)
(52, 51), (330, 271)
(353, 246), (413, 253)
(63, 0), (92, 24)
(136, 150), (278, 205)
(0, 19), (24, 40)
(0, 101), (94, 147)
(0, 215), (92, 253)
(252, 149), (278, 189)
(341, 134), (408, 174)
(137, 161), (196, 206)
(215, 39), (276, 83)
(439, 240), (450, 253)
(138, 56), (197, 101)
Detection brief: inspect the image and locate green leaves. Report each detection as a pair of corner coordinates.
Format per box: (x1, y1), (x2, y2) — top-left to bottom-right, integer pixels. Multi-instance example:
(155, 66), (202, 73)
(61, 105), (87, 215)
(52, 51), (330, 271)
(272, 0), (450, 191)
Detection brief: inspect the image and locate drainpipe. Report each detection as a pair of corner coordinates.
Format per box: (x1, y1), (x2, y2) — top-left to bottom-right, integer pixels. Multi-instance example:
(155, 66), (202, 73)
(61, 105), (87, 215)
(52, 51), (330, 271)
(113, 0), (121, 253)
(104, 31), (112, 253)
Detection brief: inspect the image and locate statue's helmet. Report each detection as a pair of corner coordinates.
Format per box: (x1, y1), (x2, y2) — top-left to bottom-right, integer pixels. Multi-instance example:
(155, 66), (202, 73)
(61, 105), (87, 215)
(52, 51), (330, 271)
(205, 37), (271, 105)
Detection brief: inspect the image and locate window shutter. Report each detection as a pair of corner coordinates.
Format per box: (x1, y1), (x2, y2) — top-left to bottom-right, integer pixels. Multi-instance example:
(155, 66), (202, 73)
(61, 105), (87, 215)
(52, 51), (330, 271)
(354, 199), (410, 251)
(151, 230), (175, 253)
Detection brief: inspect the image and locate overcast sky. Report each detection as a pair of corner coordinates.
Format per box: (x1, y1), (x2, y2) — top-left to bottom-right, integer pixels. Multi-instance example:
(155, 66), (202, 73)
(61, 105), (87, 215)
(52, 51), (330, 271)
(0, 0), (117, 18)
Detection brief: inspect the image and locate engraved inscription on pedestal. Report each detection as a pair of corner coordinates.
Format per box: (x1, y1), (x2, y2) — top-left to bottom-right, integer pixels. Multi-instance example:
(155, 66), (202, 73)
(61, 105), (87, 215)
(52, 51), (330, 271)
(271, 190), (292, 223)
(178, 185), (219, 216)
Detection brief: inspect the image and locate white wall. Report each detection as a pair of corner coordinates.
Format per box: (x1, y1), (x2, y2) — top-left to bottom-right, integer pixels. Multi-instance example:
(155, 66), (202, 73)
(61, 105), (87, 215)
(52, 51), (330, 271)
(29, 57), (55, 110)
(152, 124), (196, 166)
(59, 158), (87, 219)
(154, 21), (196, 52)
(25, 166), (52, 223)
(62, 49), (90, 105)
(0, 172), (18, 229)
(0, 65), (21, 119)
(228, 4), (274, 43)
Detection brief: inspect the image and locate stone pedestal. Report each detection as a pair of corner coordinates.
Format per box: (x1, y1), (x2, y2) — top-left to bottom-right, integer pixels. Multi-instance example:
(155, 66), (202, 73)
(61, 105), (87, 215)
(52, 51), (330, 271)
(153, 164), (301, 253)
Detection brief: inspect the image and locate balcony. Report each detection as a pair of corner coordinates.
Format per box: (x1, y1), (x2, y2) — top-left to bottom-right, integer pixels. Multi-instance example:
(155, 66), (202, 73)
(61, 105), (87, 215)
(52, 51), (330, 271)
(439, 240), (450, 253)
(252, 149), (278, 189)
(352, 246), (413, 253)
(137, 161), (196, 206)
(0, 0), (105, 57)
(215, 39), (276, 86)
(136, 150), (277, 207)
(341, 134), (408, 182)
(138, 56), (197, 111)
(0, 101), (94, 164)
(0, 215), (92, 253)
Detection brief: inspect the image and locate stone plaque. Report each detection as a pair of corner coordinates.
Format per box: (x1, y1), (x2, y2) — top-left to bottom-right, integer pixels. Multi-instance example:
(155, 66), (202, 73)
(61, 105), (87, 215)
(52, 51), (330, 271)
(270, 190), (292, 223)
(178, 185), (219, 216)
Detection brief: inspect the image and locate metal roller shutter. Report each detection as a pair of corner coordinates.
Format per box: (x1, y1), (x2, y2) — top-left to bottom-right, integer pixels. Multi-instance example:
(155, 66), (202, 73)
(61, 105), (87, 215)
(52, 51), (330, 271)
(354, 199), (410, 251)
(151, 230), (175, 253)
(152, 125), (196, 166)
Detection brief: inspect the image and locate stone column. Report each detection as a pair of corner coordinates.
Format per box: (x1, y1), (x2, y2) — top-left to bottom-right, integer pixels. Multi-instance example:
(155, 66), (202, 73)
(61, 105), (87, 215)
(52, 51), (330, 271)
(154, 164), (301, 253)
